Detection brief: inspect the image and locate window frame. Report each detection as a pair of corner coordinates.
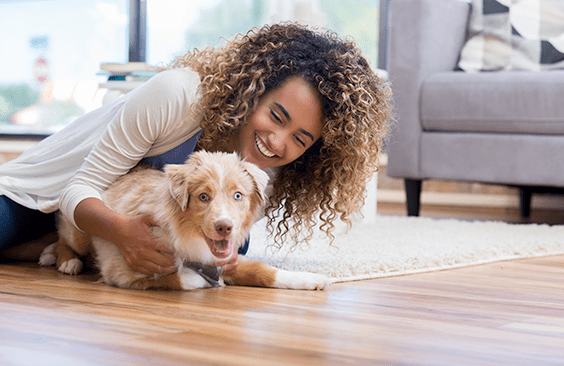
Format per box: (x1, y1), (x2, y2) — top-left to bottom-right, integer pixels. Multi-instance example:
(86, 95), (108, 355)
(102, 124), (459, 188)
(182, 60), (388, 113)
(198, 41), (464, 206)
(129, 0), (147, 62)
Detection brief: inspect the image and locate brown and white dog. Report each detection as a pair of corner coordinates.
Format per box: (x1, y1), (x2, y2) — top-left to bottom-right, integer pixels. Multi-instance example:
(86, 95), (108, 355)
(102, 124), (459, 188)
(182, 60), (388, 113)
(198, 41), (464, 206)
(39, 151), (329, 291)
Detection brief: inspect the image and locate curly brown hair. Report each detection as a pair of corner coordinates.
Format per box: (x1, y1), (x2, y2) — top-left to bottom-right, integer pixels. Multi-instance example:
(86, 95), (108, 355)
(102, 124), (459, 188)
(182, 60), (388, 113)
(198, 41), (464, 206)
(170, 22), (392, 248)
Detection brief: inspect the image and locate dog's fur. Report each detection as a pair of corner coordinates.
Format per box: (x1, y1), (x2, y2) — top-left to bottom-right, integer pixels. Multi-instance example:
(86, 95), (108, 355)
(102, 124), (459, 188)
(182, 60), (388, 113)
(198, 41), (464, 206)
(39, 151), (329, 291)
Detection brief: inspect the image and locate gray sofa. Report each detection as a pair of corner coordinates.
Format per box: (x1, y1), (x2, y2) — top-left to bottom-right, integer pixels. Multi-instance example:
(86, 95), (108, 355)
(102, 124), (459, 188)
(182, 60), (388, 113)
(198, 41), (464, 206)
(386, 0), (564, 216)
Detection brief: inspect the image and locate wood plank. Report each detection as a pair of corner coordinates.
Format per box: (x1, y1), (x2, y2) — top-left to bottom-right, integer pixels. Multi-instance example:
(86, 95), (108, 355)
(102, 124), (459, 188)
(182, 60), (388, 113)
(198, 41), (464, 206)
(1, 255), (563, 365)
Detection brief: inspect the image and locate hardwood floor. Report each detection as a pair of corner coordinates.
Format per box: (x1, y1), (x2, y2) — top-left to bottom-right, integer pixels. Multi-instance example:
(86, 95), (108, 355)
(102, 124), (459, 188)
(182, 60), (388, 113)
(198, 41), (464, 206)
(1, 203), (563, 365)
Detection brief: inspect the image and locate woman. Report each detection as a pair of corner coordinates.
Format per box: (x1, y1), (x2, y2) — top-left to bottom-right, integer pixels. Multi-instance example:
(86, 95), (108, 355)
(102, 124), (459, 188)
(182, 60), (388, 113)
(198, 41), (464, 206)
(0, 22), (392, 276)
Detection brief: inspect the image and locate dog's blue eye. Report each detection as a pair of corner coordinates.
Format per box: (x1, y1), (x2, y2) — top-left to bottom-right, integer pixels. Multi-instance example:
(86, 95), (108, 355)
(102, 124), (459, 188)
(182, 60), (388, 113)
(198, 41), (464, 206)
(234, 192), (243, 201)
(199, 193), (209, 202)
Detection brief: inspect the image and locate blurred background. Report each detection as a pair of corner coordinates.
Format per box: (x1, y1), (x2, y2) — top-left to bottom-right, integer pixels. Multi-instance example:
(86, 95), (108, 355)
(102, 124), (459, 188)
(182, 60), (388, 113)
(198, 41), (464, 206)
(0, 0), (382, 136)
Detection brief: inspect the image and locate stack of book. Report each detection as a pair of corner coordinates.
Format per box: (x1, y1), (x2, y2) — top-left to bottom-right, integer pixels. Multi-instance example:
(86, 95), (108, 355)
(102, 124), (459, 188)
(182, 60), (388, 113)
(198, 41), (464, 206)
(99, 62), (161, 103)
(99, 62), (160, 82)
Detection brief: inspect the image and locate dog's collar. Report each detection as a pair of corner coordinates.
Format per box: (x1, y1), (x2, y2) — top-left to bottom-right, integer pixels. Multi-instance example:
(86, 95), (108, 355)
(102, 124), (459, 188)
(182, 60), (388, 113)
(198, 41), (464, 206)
(184, 262), (223, 288)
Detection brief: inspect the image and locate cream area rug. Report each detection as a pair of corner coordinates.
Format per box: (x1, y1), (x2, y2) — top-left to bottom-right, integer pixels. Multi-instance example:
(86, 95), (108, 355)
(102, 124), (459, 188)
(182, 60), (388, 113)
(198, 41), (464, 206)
(245, 216), (564, 283)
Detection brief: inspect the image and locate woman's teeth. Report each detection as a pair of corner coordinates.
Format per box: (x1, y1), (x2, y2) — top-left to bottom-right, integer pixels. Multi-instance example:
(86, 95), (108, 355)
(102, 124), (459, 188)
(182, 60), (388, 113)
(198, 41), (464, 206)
(255, 135), (276, 158)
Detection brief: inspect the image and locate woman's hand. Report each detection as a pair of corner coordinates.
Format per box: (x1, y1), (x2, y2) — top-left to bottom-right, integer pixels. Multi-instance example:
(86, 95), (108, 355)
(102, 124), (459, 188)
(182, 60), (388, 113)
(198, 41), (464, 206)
(218, 251), (239, 275)
(111, 214), (177, 276)
(74, 198), (176, 276)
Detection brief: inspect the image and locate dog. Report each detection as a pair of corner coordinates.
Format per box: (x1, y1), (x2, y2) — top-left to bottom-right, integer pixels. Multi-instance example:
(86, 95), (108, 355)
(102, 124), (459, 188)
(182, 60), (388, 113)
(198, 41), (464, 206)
(39, 151), (329, 291)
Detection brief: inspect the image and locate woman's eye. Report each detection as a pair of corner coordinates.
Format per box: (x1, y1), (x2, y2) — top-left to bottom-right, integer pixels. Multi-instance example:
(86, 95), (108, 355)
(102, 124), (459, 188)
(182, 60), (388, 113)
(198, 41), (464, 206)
(295, 135), (305, 147)
(270, 110), (281, 123)
(199, 193), (209, 202)
(234, 192), (243, 201)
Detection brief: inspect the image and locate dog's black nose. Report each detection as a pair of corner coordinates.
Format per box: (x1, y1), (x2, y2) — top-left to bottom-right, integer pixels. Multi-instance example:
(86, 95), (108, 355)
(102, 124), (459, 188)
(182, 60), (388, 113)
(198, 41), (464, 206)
(215, 220), (233, 237)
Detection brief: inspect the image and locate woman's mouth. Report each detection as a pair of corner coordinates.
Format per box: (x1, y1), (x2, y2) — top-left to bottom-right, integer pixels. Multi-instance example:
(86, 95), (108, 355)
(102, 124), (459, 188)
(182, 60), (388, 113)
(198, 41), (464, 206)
(255, 134), (277, 158)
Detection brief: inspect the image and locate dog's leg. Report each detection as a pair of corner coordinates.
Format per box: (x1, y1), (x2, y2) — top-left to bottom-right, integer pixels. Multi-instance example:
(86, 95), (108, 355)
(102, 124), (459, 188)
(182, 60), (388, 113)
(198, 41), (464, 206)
(128, 267), (213, 290)
(129, 274), (184, 290)
(41, 213), (91, 275)
(223, 257), (330, 290)
(38, 239), (83, 275)
(56, 239), (83, 275)
(39, 241), (58, 267)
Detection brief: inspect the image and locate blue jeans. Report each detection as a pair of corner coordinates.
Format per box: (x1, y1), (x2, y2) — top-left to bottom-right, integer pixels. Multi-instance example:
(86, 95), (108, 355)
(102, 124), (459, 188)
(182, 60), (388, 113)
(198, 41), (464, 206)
(0, 195), (57, 252)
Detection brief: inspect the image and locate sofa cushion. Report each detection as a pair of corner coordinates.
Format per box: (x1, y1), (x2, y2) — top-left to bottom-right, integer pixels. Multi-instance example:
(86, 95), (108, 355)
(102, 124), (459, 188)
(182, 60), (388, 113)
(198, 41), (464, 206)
(458, 0), (564, 72)
(420, 70), (564, 135)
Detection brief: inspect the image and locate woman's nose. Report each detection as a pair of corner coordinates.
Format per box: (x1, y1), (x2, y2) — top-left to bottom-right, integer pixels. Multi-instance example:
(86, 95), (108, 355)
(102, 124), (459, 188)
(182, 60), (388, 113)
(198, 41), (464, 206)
(267, 131), (286, 155)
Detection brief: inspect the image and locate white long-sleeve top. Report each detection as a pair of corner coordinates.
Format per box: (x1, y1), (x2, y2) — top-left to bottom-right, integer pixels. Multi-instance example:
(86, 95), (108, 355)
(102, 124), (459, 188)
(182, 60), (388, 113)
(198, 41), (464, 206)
(0, 68), (203, 229)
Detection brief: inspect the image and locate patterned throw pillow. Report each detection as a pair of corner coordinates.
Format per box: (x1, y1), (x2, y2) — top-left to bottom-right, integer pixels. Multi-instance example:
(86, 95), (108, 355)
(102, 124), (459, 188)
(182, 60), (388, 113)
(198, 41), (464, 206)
(458, 0), (564, 72)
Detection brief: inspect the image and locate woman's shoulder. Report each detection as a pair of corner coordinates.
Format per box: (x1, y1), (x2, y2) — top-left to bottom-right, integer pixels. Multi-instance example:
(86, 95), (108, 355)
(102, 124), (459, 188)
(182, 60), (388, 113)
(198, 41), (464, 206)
(154, 67), (200, 84)
(126, 67), (202, 113)
(143, 67), (201, 98)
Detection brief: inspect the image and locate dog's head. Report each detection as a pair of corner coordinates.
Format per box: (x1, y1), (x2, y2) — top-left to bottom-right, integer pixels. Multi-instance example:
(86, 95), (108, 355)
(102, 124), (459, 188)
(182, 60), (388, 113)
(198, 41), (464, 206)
(164, 151), (269, 263)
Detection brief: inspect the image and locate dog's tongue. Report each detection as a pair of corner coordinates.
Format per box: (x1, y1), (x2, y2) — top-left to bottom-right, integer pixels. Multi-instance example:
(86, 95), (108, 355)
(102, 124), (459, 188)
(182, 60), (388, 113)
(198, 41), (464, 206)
(212, 239), (233, 258)
(216, 239), (230, 250)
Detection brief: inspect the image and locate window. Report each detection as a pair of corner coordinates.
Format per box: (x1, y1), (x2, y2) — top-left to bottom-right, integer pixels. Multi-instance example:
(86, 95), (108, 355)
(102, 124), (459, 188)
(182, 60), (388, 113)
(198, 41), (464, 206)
(146, 0), (381, 70)
(0, 0), (127, 137)
(1, 0), (381, 137)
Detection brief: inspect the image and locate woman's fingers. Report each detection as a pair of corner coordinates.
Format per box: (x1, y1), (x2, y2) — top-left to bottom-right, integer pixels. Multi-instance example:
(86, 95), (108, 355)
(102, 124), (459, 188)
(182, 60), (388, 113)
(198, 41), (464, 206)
(117, 214), (176, 276)
(217, 252), (239, 275)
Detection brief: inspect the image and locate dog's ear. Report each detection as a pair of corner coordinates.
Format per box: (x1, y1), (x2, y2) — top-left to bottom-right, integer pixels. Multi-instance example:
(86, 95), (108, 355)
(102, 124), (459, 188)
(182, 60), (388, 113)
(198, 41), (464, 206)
(164, 164), (190, 210)
(241, 161), (269, 204)
(165, 152), (204, 210)
(164, 164), (193, 210)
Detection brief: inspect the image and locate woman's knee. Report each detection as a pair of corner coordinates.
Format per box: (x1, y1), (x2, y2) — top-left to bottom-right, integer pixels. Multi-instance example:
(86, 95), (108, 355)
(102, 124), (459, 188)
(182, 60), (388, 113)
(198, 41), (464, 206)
(0, 196), (56, 251)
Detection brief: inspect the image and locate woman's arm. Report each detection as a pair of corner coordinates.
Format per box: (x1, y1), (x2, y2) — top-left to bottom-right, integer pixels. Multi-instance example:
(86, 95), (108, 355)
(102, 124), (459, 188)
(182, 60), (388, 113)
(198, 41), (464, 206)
(61, 68), (239, 275)
(59, 68), (203, 229)
(59, 69), (202, 275)
(74, 198), (177, 275)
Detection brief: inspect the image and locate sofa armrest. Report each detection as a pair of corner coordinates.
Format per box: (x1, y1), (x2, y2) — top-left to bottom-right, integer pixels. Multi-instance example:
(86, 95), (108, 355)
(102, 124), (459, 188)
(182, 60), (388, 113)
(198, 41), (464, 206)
(386, 0), (470, 179)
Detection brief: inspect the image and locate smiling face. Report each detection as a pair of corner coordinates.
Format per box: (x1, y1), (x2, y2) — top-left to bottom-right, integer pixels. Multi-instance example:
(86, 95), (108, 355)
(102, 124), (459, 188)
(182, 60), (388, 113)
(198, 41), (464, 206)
(235, 76), (324, 169)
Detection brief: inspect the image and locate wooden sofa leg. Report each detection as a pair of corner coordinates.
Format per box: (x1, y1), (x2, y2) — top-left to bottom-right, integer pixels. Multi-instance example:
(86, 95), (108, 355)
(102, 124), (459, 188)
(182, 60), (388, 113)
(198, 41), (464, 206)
(519, 186), (532, 218)
(405, 179), (422, 216)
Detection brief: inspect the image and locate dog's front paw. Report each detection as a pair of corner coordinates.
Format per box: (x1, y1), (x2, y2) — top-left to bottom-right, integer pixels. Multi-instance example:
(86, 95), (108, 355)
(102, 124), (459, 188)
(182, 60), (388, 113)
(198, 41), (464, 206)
(274, 270), (331, 290)
(58, 258), (83, 275)
(39, 243), (57, 266)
